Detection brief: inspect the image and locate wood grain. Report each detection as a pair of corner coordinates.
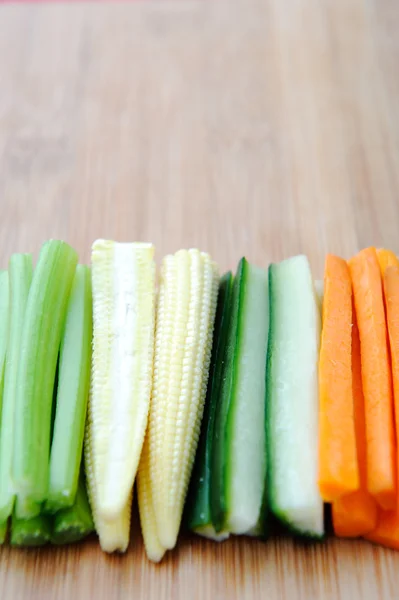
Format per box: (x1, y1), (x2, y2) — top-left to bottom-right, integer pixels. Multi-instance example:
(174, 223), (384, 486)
(0, 0), (399, 597)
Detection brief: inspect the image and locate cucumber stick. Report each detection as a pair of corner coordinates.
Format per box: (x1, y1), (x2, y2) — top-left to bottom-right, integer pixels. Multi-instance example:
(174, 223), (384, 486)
(186, 272), (233, 540)
(46, 265), (92, 513)
(13, 240), (78, 518)
(0, 255), (33, 523)
(51, 475), (94, 544)
(267, 255), (324, 537)
(211, 258), (269, 534)
(11, 513), (51, 547)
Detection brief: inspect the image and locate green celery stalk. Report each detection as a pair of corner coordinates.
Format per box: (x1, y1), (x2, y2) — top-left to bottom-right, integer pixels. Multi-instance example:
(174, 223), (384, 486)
(0, 519), (7, 544)
(46, 266), (92, 513)
(0, 270), (10, 420)
(11, 513), (51, 547)
(0, 255), (33, 522)
(51, 475), (94, 544)
(13, 240), (78, 518)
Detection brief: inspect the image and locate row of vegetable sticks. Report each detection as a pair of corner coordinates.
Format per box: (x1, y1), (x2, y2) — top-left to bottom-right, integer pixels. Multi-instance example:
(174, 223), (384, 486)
(319, 247), (399, 548)
(2, 240), (399, 558)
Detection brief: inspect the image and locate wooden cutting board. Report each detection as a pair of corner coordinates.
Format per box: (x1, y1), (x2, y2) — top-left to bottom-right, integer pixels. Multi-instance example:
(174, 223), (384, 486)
(1, 0), (399, 597)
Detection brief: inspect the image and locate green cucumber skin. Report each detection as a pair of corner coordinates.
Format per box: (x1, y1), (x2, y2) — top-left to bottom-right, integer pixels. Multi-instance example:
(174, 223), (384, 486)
(46, 265), (92, 513)
(266, 257), (323, 539)
(273, 510), (325, 541)
(13, 240), (78, 517)
(10, 513), (51, 547)
(247, 475), (269, 539)
(186, 272), (233, 533)
(0, 255), (33, 523)
(51, 475), (94, 544)
(210, 260), (244, 532)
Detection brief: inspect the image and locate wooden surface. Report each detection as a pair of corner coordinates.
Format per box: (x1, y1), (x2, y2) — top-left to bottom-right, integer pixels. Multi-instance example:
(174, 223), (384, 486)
(1, 0), (399, 598)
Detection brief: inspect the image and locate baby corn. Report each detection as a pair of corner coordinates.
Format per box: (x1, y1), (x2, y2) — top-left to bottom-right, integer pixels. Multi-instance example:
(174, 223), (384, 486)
(85, 240), (156, 552)
(138, 249), (218, 560)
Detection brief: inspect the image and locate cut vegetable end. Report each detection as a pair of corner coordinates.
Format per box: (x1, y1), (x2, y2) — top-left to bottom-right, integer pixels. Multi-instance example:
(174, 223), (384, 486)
(51, 523), (92, 545)
(377, 248), (399, 278)
(193, 525), (229, 541)
(13, 240), (78, 509)
(374, 490), (396, 512)
(333, 491), (377, 537)
(47, 265), (93, 514)
(51, 476), (94, 544)
(318, 482), (355, 504)
(0, 254), (32, 523)
(364, 507), (399, 550)
(11, 514), (51, 547)
(96, 496), (132, 553)
(274, 503), (324, 538)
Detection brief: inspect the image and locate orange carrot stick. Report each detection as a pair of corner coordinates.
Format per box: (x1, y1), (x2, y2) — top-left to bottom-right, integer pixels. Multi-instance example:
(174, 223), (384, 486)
(318, 255), (359, 501)
(365, 507), (399, 550)
(365, 265), (399, 548)
(383, 265), (399, 442)
(332, 310), (377, 536)
(348, 247), (396, 511)
(377, 248), (399, 278)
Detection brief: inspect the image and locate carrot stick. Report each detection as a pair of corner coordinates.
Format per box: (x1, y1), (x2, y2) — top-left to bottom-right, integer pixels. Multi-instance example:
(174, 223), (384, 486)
(377, 248), (399, 278)
(365, 265), (399, 548)
(318, 254), (359, 501)
(365, 507), (399, 550)
(348, 247), (396, 511)
(332, 310), (377, 536)
(383, 265), (399, 440)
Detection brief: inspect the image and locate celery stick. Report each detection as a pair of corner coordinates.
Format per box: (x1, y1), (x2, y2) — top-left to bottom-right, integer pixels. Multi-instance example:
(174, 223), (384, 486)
(0, 272), (9, 539)
(11, 513), (51, 547)
(46, 266), (92, 513)
(0, 519), (7, 544)
(0, 270), (10, 419)
(13, 240), (78, 518)
(51, 475), (94, 544)
(0, 255), (33, 522)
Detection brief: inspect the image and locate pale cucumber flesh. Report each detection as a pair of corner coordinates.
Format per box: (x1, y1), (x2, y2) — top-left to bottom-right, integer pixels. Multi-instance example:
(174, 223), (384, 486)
(267, 255), (324, 538)
(225, 262), (269, 534)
